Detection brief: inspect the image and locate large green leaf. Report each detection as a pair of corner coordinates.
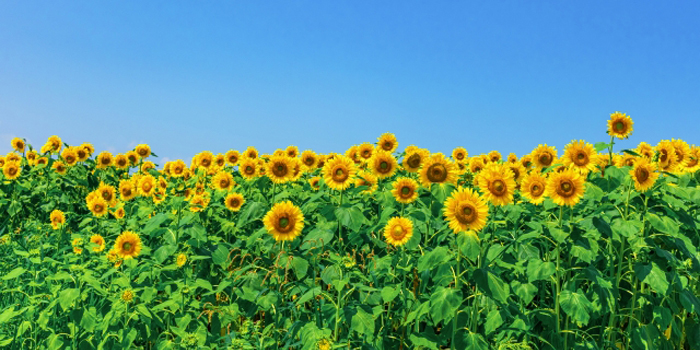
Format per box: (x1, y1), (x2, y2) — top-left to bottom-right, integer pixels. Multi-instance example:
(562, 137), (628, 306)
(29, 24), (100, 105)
(429, 286), (462, 324)
(559, 289), (594, 326)
(351, 306), (375, 337)
(475, 269), (510, 304)
(2, 267), (26, 280)
(526, 259), (556, 283)
(634, 262), (669, 295)
(417, 246), (452, 273)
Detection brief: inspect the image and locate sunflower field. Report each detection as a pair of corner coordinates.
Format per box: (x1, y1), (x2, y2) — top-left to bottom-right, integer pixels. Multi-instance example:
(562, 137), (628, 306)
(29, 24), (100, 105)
(1, 113), (699, 350)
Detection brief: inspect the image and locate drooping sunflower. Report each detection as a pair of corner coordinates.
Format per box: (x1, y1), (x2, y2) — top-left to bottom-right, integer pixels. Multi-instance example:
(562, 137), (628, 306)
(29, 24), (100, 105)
(2, 161), (21, 180)
(469, 157), (485, 174)
(300, 150), (318, 169)
(212, 171), (235, 191)
(176, 253), (187, 267)
(50, 209), (65, 230)
(90, 234), (106, 252)
(488, 150), (502, 163)
(138, 174), (157, 197)
(135, 144), (151, 159)
(391, 177), (419, 204)
(224, 192), (245, 212)
(96, 151), (113, 169)
(402, 148), (428, 173)
(244, 146), (259, 159)
(358, 143), (375, 162)
(87, 196), (109, 217)
(452, 147), (468, 163)
(239, 158), (259, 180)
(520, 171), (547, 205)
(369, 150), (398, 179)
(114, 154), (129, 170)
(263, 201), (305, 242)
(52, 161), (67, 175)
(383, 217), (413, 247)
(308, 176), (321, 191)
(225, 150), (240, 166)
(562, 140), (599, 175)
(630, 157), (659, 192)
(354, 170), (378, 195)
(323, 155), (356, 191)
(443, 186), (489, 234)
(655, 140), (679, 172)
(377, 133), (398, 153)
(607, 112), (633, 139)
(115, 231), (142, 259)
(476, 163), (516, 206)
(266, 155), (293, 184)
(545, 168), (586, 207)
(530, 144), (558, 169)
(636, 142), (654, 159)
(11, 137), (25, 153)
(419, 153), (458, 188)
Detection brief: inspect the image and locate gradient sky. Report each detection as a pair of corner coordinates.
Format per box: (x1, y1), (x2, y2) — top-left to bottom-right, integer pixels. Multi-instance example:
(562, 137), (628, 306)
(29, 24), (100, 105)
(1, 1), (699, 165)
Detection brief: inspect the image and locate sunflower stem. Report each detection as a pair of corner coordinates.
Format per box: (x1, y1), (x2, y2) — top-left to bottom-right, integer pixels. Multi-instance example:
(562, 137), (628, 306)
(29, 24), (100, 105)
(608, 135), (615, 166)
(451, 235), (461, 347)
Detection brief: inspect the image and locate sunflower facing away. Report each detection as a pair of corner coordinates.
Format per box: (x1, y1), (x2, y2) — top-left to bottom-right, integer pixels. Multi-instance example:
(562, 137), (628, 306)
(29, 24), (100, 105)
(419, 153), (458, 188)
(443, 186), (489, 234)
(114, 231), (142, 260)
(545, 168), (586, 207)
(530, 144), (558, 169)
(383, 217), (413, 247)
(391, 177), (419, 204)
(631, 157), (659, 192)
(562, 140), (599, 175)
(520, 171), (547, 205)
(355, 170), (378, 195)
(50, 209), (65, 230)
(607, 112), (633, 139)
(224, 192), (245, 212)
(323, 155), (357, 191)
(369, 151), (398, 179)
(377, 133), (398, 153)
(476, 163), (516, 206)
(263, 201), (305, 242)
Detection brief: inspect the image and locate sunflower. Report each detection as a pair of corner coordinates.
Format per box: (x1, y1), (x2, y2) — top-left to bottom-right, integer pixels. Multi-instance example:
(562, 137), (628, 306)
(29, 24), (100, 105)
(11, 137), (25, 153)
(72, 238), (83, 255)
(355, 170), (378, 195)
(113, 207), (126, 220)
(59, 147), (78, 166)
(79, 143), (94, 160)
(189, 194), (210, 212)
(520, 155), (533, 169)
(284, 145), (299, 158)
(607, 112), (633, 139)
(507, 153), (518, 164)
(562, 140), (599, 175)
(244, 146), (259, 159)
(225, 150), (240, 166)
(316, 154), (327, 169)
(309, 176), (321, 191)
(176, 253), (187, 267)
(630, 157), (659, 192)
(25, 150), (38, 165)
(545, 168), (586, 207)
(89, 234), (106, 253)
(476, 163), (516, 206)
(195, 151), (214, 170)
(520, 171), (547, 205)
(213, 153), (225, 168)
(50, 209), (65, 230)
(2, 161), (21, 180)
(152, 187), (167, 205)
(52, 161), (67, 175)
(402, 148), (428, 173)
(121, 290), (134, 303)
(224, 192), (245, 211)
(138, 175), (157, 197)
(0, 156), (6, 168)
(263, 201), (305, 242)
(530, 144), (558, 169)
(469, 157), (485, 174)
(266, 155), (293, 184)
(420, 153), (458, 188)
(323, 155), (356, 191)
(443, 186), (489, 234)
(45, 135), (63, 154)
(87, 196), (108, 217)
(378, 133), (398, 153)
(98, 182), (118, 207)
(112, 154), (128, 170)
(119, 179), (137, 201)
(506, 162), (526, 185)
(287, 157), (304, 182)
(615, 153), (637, 168)
(122, 151), (138, 166)
(135, 144), (151, 159)
(636, 142), (654, 159)
(114, 231), (142, 259)
(488, 150), (502, 163)
(301, 150), (318, 169)
(383, 217), (413, 247)
(391, 177), (419, 204)
(686, 146), (700, 173)
(96, 151), (113, 169)
(369, 151), (398, 179)
(671, 139), (691, 173)
(655, 140), (679, 172)
(36, 157), (48, 167)
(358, 143), (375, 162)
(452, 147), (468, 163)
(212, 171), (235, 191)
(273, 149), (285, 157)
(169, 160), (187, 178)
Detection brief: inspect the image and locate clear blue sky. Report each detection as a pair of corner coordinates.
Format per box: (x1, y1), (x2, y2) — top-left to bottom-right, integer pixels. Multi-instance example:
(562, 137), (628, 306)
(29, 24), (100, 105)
(1, 1), (699, 164)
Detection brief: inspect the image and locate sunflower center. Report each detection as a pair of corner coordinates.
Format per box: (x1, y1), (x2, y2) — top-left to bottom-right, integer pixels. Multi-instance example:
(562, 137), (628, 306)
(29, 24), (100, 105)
(8, 167), (17, 176)
(391, 225), (405, 240)
(245, 166), (255, 175)
(688, 157), (698, 167)
(557, 180), (574, 197)
(539, 153), (552, 166)
(574, 152), (588, 166)
(220, 179), (230, 188)
(273, 164), (288, 177)
(615, 121), (625, 132)
(201, 159), (211, 167)
(277, 216), (294, 233)
(456, 153), (464, 160)
(383, 142), (393, 151)
(380, 161), (388, 170)
(457, 204), (477, 224)
(531, 184), (544, 196)
(305, 158), (314, 165)
(659, 150), (668, 162)
(231, 199), (239, 207)
(490, 180), (507, 196)
(101, 158), (110, 165)
(427, 164), (447, 182)
(143, 183), (152, 192)
(95, 204), (104, 212)
(635, 167), (649, 182)
(401, 187), (410, 195)
(332, 167), (349, 182)
(102, 192), (112, 201)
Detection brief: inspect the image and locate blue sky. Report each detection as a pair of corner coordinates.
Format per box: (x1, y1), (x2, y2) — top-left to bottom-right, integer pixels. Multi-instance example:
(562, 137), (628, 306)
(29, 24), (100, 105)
(1, 1), (699, 165)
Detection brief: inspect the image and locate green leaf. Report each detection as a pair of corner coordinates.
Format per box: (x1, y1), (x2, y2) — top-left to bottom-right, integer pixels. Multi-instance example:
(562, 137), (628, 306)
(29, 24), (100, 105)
(154, 245), (176, 264)
(0, 306), (17, 324)
(680, 290), (700, 314)
(559, 289), (594, 326)
(526, 259), (556, 283)
(335, 205), (366, 232)
(475, 269), (510, 304)
(417, 246), (452, 273)
(290, 256), (309, 280)
(381, 286), (400, 303)
(634, 262), (669, 295)
(143, 213), (169, 236)
(351, 306), (375, 337)
(484, 309), (504, 335)
(459, 332), (489, 350)
(594, 142), (610, 152)
(457, 232), (480, 262)
(2, 267), (26, 280)
(58, 288), (80, 311)
(429, 287), (462, 324)
(211, 245), (229, 267)
(646, 213), (679, 236)
(511, 281), (537, 305)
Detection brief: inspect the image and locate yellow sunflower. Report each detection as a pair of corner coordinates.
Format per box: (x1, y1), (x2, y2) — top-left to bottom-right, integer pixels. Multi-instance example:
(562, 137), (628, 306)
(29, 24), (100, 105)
(11, 137), (25, 153)
(189, 194), (211, 212)
(301, 150), (318, 169)
(285, 145), (299, 158)
(195, 151), (214, 170)
(355, 170), (378, 195)
(214, 153), (226, 168)
(26, 150), (38, 165)
(170, 160), (187, 178)
(125, 151), (140, 166)
(50, 209), (65, 230)
(545, 168), (586, 207)
(383, 217), (413, 247)
(119, 179), (137, 201)
(45, 135), (63, 154)
(138, 174), (157, 197)
(287, 157), (304, 182)
(358, 143), (375, 162)
(244, 146), (259, 159)
(176, 253), (187, 267)
(72, 238), (83, 255)
(530, 144), (558, 169)
(507, 162), (526, 185)
(452, 147), (468, 163)
(266, 155), (293, 184)
(520, 155), (533, 169)
(52, 161), (67, 175)
(488, 150), (502, 163)
(636, 142), (654, 159)
(419, 153), (458, 188)
(87, 196), (109, 217)
(36, 157), (48, 167)
(402, 148), (428, 173)
(309, 176), (321, 191)
(263, 201), (305, 242)
(225, 150), (240, 166)
(90, 234), (106, 253)
(469, 157), (485, 173)
(96, 151), (113, 169)
(615, 153), (637, 168)
(655, 140), (679, 172)
(391, 177), (419, 204)
(239, 158), (259, 180)
(121, 289), (134, 303)
(443, 186), (489, 234)
(212, 171), (235, 191)
(113, 207), (126, 220)
(369, 150), (398, 179)
(141, 161), (155, 174)
(507, 153), (518, 164)
(630, 157), (659, 192)
(686, 146), (700, 173)
(323, 155), (356, 191)
(476, 163), (516, 206)
(2, 161), (21, 180)
(135, 144), (151, 159)
(671, 139), (691, 173)
(520, 171), (547, 205)
(224, 192), (245, 212)
(562, 140), (599, 175)
(59, 147), (78, 166)
(114, 231), (142, 260)
(607, 112), (633, 139)
(114, 154), (129, 170)
(97, 182), (118, 207)
(79, 143), (94, 161)
(377, 133), (398, 153)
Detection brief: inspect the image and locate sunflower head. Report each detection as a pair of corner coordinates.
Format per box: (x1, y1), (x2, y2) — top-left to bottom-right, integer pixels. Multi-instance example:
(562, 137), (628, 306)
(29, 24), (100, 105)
(655, 140), (679, 172)
(2, 161), (21, 180)
(266, 155), (293, 184)
(301, 150), (318, 169)
(488, 150), (502, 163)
(635, 142), (654, 159)
(402, 148), (429, 173)
(239, 158), (259, 180)
(244, 146), (259, 159)
(96, 151), (113, 169)
(545, 168), (586, 207)
(507, 153), (518, 164)
(384, 217), (413, 247)
(358, 143), (375, 161)
(452, 147), (468, 163)
(50, 209), (66, 230)
(285, 145), (299, 158)
(52, 161), (68, 175)
(121, 290), (134, 303)
(476, 163), (516, 206)
(87, 196), (109, 217)
(169, 160), (187, 178)
(562, 140), (599, 175)
(212, 171), (235, 191)
(377, 133), (398, 153)
(135, 144), (151, 158)
(97, 182), (117, 207)
(607, 112), (633, 139)
(443, 187), (489, 234)
(119, 179), (137, 201)
(176, 253), (187, 267)
(531, 144), (558, 169)
(114, 231), (142, 260)
(686, 146), (700, 173)
(11, 137), (25, 153)
(90, 234), (106, 252)
(520, 171), (547, 205)
(420, 153), (458, 188)
(113, 154), (129, 170)
(80, 143), (95, 159)
(354, 170), (378, 195)
(469, 158), (485, 174)
(225, 150), (240, 166)
(323, 155), (357, 191)
(138, 175), (157, 197)
(369, 151), (398, 179)
(113, 207), (126, 220)
(309, 176), (322, 191)
(224, 192), (245, 212)
(391, 177), (419, 204)
(263, 201), (305, 242)
(630, 157), (659, 192)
